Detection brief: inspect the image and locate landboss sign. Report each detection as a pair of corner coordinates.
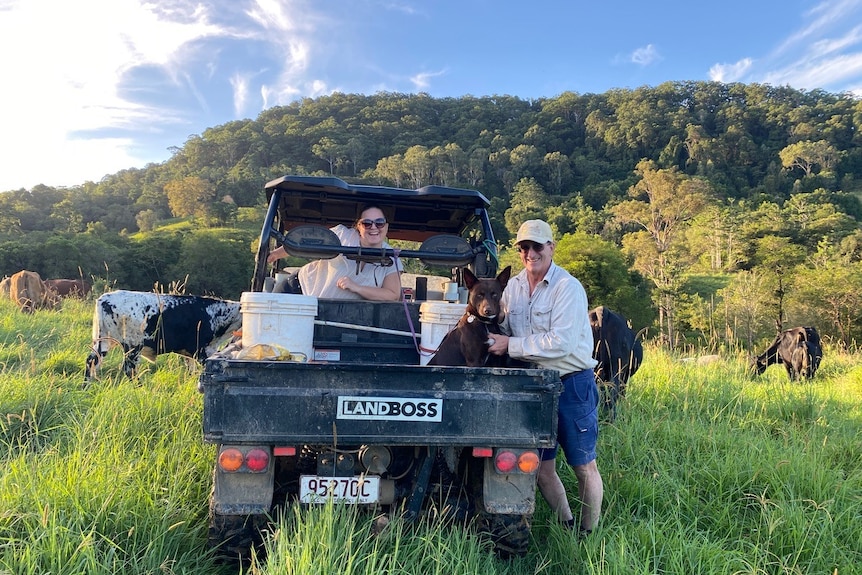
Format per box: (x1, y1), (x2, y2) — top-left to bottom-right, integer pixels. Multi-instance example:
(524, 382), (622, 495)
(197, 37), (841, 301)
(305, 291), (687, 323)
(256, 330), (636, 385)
(337, 396), (443, 422)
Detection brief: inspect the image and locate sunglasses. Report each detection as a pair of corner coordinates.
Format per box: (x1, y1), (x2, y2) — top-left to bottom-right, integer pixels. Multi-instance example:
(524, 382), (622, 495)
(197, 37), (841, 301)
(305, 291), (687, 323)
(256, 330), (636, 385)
(516, 241), (550, 253)
(359, 218), (388, 229)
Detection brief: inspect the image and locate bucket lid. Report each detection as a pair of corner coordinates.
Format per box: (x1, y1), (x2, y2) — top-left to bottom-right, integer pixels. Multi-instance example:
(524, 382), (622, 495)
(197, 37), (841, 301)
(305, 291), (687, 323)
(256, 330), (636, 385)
(419, 302), (466, 319)
(241, 291), (318, 305)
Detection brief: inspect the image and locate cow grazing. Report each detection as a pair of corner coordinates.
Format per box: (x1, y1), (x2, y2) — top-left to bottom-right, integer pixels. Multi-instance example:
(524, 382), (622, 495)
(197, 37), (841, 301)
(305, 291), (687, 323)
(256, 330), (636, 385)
(0, 276), (9, 298)
(45, 278), (92, 298)
(85, 290), (241, 382)
(589, 306), (643, 420)
(752, 326), (823, 381)
(8, 270), (61, 313)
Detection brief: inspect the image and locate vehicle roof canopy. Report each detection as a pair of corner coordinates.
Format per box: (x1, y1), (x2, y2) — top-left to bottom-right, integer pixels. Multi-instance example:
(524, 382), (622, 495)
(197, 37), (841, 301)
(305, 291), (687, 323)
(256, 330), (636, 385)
(265, 175), (491, 243)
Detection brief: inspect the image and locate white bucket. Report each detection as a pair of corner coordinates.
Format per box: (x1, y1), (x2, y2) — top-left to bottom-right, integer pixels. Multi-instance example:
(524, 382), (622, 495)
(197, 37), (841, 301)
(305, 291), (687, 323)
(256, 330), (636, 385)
(240, 292), (318, 359)
(419, 301), (467, 365)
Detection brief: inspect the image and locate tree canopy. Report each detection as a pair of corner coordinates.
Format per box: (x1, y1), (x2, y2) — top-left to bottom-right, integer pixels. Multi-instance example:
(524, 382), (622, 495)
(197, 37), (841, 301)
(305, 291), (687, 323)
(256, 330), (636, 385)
(3, 82), (862, 350)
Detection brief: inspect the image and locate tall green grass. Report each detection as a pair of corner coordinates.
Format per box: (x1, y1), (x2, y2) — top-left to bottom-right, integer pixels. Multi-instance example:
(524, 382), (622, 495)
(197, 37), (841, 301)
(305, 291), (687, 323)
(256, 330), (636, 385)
(0, 297), (859, 574)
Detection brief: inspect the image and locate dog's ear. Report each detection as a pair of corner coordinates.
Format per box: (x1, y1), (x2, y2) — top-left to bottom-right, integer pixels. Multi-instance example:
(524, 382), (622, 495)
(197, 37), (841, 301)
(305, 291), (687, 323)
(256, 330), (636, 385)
(463, 268), (478, 289)
(496, 266), (512, 288)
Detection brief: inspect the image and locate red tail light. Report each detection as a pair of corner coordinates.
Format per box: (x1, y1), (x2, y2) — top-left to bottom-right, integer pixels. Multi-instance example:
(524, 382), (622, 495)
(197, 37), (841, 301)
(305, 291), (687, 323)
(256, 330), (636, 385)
(472, 447), (493, 458)
(495, 451), (517, 473)
(245, 448), (270, 472)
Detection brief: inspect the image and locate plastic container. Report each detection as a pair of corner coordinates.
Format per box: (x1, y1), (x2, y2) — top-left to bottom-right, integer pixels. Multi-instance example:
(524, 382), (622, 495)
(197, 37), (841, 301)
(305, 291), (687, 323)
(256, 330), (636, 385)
(419, 301), (467, 365)
(240, 292), (318, 359)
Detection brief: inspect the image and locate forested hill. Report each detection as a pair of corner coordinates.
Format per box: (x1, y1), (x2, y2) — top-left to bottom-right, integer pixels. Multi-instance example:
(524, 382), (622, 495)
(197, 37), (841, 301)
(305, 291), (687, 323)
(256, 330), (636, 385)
(2, 81), (862, 348)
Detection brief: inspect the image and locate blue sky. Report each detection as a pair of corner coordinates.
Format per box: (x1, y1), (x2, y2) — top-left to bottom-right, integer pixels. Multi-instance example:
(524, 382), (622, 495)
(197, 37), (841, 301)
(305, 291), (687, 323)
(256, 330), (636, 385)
(2, 0), (862, 192)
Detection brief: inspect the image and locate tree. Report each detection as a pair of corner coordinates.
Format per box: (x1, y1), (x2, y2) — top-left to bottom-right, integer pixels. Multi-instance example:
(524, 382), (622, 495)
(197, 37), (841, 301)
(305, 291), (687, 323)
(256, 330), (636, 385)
(165, 176), (215, 219)
(792, 260), (862, 349)
(685, 201), (747, 273)
(167, 230), (255, 299)
(612, 160), (712, 346)
(779, 140), (841, 177)
(402, 145), (432, 188)
(373, 154), (406, 187)
(509, 144), (542, 181)
(553, 231), (654, 329)
(789, 240), (862, 348)
(782, 190), (857, 249)
(136, 209), (158, 232)
(431, 142), (467, 186)
(715, 270), (774, 351)
(543, 151), (570, 194)
(345, 136), (368, 176)
(749, 235), (807, 330)
(313, 137), (342, 175)
(504, 178), (549, 237)
(466, 147), (489, 187)
(6, 85), (862, 347)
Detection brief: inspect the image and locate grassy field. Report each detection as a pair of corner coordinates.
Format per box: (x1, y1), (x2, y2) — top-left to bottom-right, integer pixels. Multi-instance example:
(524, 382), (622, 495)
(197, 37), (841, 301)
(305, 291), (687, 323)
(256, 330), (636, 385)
(0, 297), (859, 575)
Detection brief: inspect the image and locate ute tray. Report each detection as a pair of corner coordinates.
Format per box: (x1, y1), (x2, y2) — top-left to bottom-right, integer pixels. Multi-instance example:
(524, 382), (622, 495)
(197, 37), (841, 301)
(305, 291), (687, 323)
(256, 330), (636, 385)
(201, 360), (561, 448)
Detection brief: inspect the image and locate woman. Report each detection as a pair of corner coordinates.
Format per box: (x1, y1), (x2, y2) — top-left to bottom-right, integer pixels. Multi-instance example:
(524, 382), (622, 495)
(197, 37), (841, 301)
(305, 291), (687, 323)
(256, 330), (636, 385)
(268, 205), (402, 301)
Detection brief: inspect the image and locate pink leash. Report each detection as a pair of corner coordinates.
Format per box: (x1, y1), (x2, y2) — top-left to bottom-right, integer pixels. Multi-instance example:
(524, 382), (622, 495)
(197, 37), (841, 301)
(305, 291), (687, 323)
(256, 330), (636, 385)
(393, 248), (438, 359)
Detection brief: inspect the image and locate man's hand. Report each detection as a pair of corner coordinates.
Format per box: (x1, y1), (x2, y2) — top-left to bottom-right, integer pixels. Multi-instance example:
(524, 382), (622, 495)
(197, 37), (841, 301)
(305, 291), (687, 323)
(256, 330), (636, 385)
(488, 334), (509, 355)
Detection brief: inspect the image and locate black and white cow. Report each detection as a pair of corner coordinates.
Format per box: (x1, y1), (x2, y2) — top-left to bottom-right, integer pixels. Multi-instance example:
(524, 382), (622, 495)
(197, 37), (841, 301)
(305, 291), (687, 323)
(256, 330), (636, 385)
(85, 290), (241, 381)
(752, 326), (823, 381)
(590, 306), (643, 420)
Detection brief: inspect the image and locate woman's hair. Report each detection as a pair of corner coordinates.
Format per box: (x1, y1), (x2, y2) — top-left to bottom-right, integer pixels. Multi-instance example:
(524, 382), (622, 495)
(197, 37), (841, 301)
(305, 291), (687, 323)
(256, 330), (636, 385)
(356, 204), (388, 225)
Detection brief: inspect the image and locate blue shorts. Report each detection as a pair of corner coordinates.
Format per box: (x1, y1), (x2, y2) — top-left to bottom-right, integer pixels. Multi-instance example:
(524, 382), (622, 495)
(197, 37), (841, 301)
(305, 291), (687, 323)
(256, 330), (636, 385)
(539, 369), (599, 466)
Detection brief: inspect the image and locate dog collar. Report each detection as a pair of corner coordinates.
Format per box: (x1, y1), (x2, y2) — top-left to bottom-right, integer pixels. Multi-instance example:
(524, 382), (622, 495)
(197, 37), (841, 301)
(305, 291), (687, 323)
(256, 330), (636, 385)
(467, 313), (496, 325)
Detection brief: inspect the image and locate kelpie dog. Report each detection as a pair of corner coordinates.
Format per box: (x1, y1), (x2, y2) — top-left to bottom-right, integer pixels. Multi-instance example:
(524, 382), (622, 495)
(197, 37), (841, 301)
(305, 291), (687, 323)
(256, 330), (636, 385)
(427, 266), (511, 367)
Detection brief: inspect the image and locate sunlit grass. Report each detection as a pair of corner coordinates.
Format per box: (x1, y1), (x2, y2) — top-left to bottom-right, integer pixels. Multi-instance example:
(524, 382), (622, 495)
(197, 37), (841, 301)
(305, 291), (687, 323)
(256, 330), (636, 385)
(0, 297), (859, 574)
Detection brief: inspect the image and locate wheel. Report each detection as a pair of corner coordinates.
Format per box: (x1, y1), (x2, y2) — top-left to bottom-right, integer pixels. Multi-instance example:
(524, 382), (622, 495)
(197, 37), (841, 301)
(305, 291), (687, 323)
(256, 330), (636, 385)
(463, 454), (532, 558)
(207, 500), (268, 565)
(477, 512), (531, 559)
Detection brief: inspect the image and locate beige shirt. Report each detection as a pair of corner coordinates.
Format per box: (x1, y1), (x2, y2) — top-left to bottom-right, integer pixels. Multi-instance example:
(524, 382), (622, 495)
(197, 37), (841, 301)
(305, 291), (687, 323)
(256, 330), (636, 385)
(298, 225), (402, 299)
(500, 262), (598, 374)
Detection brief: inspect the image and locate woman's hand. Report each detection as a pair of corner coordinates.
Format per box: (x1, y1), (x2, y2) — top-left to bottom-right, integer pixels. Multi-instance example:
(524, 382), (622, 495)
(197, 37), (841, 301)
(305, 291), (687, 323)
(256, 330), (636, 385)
(267, 246), (286, 264)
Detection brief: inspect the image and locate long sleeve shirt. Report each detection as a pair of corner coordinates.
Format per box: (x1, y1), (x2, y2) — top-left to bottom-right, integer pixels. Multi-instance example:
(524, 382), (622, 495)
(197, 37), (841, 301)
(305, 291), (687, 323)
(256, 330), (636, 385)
(500, 262), (597, 375)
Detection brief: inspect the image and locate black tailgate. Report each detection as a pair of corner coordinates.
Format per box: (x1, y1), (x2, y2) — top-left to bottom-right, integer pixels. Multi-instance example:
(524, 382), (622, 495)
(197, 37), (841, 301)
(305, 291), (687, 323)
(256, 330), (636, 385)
(201, 360), (561, 448)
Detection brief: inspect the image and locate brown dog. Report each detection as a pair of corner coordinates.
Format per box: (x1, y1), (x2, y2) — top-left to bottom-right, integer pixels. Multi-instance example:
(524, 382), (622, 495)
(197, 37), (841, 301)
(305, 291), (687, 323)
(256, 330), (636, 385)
(427, 266), (511, 367)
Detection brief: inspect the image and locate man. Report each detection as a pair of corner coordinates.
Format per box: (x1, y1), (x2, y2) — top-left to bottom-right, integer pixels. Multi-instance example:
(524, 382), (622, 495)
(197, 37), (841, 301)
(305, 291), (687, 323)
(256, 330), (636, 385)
(488, 219), (602, 535)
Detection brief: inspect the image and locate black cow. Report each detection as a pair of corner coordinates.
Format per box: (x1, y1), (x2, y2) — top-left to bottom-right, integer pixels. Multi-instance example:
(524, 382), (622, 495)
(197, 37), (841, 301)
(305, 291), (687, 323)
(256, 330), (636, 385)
(589, 306), (643, 420)
(85, 290), (241, 382)
(752, 326), (823, 381)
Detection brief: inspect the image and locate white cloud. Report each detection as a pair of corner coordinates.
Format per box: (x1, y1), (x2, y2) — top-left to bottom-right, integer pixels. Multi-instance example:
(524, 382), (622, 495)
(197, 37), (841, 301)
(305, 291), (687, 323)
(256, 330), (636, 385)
(762, 52), (862, 91)
(752, 0), (862, 91)
(231, 73), (251, 116)
(410, 69), (447, 91)
(0, 0), (229, 189)
(309, 79), (330, 97)
(775, 0), (858, 53)
(631, 44), (660, 66)
(248, 0), (335, 108)
(709, 58), (754, 82)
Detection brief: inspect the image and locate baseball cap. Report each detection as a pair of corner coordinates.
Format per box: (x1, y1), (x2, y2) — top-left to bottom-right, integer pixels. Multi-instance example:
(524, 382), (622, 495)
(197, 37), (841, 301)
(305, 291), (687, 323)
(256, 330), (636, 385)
(515, 220), (554, 245)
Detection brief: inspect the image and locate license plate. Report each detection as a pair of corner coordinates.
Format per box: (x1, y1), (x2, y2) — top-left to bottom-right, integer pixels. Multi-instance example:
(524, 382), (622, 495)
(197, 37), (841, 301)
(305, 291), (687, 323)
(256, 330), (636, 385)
(299, 475), (380, 504)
